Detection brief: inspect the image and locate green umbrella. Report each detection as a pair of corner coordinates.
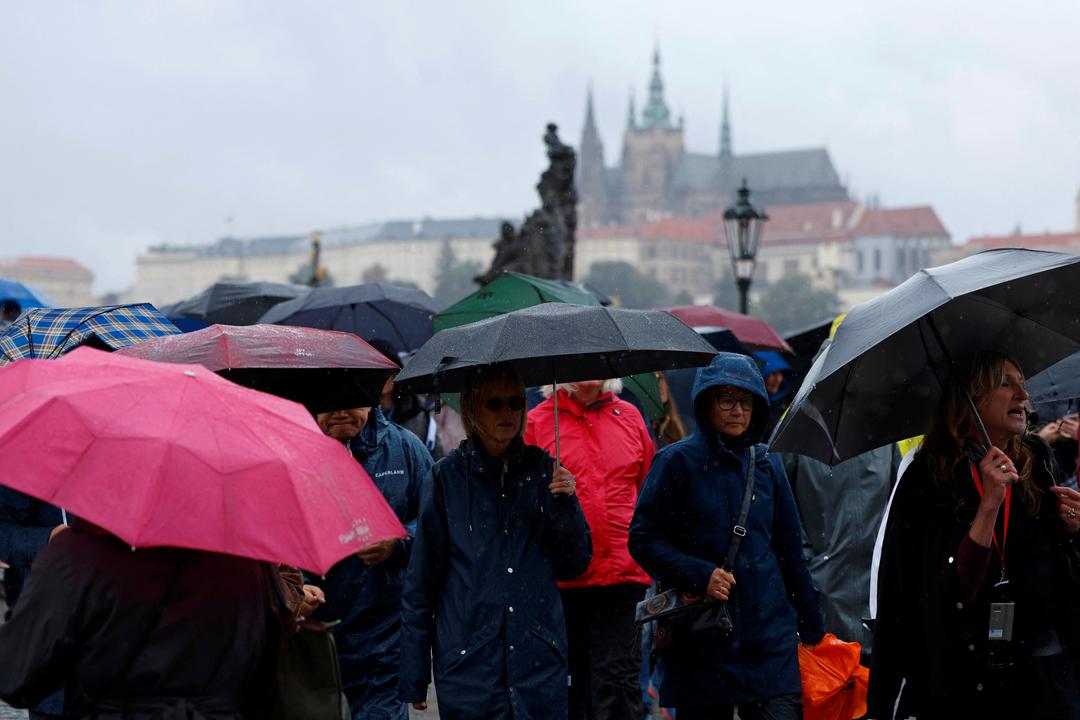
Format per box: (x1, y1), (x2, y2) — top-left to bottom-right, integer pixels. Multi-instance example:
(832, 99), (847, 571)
(432, 272), (666, 421)
(435, 272), (599, 332)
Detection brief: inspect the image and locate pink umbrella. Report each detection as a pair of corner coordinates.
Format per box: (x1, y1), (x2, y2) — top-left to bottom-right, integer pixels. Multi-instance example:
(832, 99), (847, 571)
(662, 305), (793, 353)
(0, 347), (405, 574)
(117, 323), (399, 413)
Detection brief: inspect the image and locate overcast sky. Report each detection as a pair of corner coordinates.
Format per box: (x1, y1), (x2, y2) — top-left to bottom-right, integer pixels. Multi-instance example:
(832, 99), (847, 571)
(2, 1), (1078, 293)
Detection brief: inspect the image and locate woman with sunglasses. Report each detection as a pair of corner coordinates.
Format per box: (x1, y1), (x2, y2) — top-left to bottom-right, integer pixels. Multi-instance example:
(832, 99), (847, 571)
(629, 353), (824, 720)
(400, 363), (592, 718)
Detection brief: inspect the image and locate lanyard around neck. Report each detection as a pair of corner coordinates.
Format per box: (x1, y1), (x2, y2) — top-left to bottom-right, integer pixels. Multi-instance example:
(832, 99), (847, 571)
(969, 460), (1011, 580)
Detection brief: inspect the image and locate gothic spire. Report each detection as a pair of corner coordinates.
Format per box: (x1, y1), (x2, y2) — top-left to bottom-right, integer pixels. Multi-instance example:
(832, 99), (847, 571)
(640, 43), (674, 130)
(584, 83), (597, 133)
(720, 84), (733, 159)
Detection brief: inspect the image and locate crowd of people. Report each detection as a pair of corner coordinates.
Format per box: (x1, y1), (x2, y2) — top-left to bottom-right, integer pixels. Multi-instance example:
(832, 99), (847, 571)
(3, 333), (1080, 720)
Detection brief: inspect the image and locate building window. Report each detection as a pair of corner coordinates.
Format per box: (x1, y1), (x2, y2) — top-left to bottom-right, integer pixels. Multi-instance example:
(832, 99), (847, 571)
(783, 259), (799, 276)
(873, 249), (881, 273)
(856, 250), (864, 273)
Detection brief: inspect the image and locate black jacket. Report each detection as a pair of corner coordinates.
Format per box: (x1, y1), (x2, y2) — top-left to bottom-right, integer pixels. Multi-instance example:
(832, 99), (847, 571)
(399, 438), (591, 719)
(0, 528), (275, 719)
(869, 437), (1080, 719)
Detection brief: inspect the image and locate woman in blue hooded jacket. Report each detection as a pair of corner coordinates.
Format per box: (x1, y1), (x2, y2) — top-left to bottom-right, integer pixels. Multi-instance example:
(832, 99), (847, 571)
(629, 352), (824, 719)
(399, 364), (592, 719)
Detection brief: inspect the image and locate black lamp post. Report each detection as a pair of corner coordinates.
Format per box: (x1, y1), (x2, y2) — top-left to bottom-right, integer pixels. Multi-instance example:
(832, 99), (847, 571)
(722, 179), (768, 315)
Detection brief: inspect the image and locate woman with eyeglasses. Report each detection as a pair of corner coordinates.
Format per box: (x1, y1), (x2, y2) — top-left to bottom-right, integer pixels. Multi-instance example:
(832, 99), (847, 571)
(629, 352), (824, 720)
(399, 363), (592, 718)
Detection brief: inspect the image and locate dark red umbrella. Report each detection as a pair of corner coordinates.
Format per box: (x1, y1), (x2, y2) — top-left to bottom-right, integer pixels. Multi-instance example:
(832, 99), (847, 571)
(117, 324), (398, 413)
(0, 348), (405, 574)
(662, 305), (792, 353)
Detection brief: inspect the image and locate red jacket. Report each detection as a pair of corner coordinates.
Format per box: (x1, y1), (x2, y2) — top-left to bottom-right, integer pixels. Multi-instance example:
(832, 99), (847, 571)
(525, 390), (655, 589)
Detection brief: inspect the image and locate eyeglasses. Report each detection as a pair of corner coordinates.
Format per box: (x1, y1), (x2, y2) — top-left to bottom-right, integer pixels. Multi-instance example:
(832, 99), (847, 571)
(484, 395), (526, 412)
(712, 393), (754, 411)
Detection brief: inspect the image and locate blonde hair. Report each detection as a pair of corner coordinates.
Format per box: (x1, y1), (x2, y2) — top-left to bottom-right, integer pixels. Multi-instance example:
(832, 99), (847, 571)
(923, 352), (1040, 513)
(540, 378), (624, 399)
(460, 365), (528, 441)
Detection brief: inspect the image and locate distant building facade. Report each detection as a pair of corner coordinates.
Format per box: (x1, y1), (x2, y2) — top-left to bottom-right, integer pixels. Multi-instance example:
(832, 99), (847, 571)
(0, 256), (95, 307)
(577, 48), (850, 227)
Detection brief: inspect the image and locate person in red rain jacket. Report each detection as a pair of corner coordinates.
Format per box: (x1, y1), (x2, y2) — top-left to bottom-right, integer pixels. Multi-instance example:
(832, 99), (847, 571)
(525, 378), (656, 720)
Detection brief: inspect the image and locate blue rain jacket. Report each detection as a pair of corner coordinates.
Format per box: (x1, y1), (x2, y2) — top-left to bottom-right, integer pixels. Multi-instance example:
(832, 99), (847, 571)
(399, 438), (592, 719)
(629, 352), (824, 709)
(306, 408), (432, 720)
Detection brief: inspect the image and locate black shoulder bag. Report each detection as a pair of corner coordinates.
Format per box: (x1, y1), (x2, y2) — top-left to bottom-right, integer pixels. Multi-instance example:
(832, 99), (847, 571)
(636, 446), (758, 654)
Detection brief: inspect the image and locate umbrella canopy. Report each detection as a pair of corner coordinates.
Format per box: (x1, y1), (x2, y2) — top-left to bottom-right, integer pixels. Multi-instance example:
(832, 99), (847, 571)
(0, 303), (179, 366)
(397, 303), (717, 393)
(0, 278), (53, 310)
(0, 347), (405, 574)
(434, 271), (666, 419)
(434, 272), (601, 331)
(169, 281), (309, 326)
(116, 324), (399, 413)
(259, 283), (440, 357)
(770, 248), (1080, 464)
(663, 305), (793, 352)
(1027, 350), (1080, 406)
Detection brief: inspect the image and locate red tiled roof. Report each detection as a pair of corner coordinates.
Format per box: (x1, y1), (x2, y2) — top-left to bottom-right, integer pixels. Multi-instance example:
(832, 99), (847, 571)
(0, 256), (93, 277)
(965, 232), (1080, 251)
(852, 206), (949, 238)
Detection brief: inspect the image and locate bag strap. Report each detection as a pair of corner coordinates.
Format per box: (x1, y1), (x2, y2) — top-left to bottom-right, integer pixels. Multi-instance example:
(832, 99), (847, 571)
(722, 445), (756, 571)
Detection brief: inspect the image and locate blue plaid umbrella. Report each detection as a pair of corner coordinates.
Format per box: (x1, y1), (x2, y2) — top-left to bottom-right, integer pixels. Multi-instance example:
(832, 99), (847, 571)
(0, 304), (179, 365)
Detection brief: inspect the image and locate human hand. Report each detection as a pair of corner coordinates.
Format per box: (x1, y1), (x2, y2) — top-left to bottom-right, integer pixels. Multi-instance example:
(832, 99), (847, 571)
(550, 465), (576, 497)
(1051, 486), (1080, 534)
(1060, 415), (1079, 440)
(298, 584), (325, 619)
(706, 567), (736, 601)
(412, 702), (428, 710)
(357, 537), (399, 566)
(977, 447), (1017, 511)
(48, 524), (68, 543)
(1039, 420), (1063, 442)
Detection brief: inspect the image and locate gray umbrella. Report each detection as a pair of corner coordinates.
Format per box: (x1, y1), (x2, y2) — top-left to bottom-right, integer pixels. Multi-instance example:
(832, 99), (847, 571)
(396, 303), (717, 463)
(1028, 351), (1080, 405)
(770, 248), (1080, 464)
(396, 303), (716, 393)
(168, 281), (309, 326)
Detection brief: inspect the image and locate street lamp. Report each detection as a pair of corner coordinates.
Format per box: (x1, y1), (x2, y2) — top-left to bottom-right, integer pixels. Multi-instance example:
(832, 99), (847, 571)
(722, 179), (769, 315)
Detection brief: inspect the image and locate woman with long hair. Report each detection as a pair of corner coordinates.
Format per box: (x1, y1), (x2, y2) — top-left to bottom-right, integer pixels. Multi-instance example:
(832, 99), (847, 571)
(869, 352), (1080, 719)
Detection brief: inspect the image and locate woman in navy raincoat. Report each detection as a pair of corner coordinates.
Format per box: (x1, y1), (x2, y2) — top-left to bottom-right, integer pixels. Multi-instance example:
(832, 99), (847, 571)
(399, 364), (592, 718)
(629, 352), (824, 719)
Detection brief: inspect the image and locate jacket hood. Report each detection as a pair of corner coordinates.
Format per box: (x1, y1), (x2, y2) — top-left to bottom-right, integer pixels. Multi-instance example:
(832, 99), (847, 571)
(691, 352), (770, 446)
(753, 350), (794, 403)
(350, 406), (389, 457)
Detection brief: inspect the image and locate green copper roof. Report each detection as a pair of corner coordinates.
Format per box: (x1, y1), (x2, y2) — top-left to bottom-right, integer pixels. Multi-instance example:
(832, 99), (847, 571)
(640, 46), (674, 130)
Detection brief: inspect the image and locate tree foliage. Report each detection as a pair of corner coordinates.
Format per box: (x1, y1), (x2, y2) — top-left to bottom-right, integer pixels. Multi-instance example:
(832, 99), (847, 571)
(433, 239), (482, 308)
(756, 274), (842, 334)
(583, 261), (671, 309)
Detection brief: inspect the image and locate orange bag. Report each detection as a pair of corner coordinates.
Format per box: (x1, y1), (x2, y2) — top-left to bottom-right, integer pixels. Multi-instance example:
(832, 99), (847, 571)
(798, 633), (869, 720)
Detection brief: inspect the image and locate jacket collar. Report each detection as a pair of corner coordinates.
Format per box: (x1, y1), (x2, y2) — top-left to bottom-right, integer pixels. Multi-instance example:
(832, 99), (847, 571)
(554, 388), (616, 417)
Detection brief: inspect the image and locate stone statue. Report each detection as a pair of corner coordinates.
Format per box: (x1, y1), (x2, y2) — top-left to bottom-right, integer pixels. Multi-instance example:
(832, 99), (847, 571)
(476, 123), (578, 284)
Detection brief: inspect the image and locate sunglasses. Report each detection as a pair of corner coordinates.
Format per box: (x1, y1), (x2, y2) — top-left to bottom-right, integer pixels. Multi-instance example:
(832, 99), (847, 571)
(713, 393), (754, 411)
(484, 395), (526, 412)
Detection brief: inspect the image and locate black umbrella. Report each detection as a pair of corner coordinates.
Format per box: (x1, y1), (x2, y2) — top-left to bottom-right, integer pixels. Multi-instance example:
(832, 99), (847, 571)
(1027, 351), (1080, 405)
(259, 283), (440, 356)
(770, 248), (1080, 464)
(396, 303), (717, 462)
(168, 281), (308, 326)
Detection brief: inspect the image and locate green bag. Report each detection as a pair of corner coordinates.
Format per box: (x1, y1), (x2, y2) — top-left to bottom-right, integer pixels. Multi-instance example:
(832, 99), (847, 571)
(272, 619), (349, 720)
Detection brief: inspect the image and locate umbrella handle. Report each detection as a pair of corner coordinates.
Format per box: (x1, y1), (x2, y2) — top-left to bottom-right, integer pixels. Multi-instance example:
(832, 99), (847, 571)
(926, 316), (996, 450)
(553, 379), (561, 468)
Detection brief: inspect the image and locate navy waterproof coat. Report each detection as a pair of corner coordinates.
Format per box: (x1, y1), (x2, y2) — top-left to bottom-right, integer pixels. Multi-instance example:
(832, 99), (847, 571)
(629, 352), (824, 710)
(306, 408), (432, 720)
(399, 438), (592, 719)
